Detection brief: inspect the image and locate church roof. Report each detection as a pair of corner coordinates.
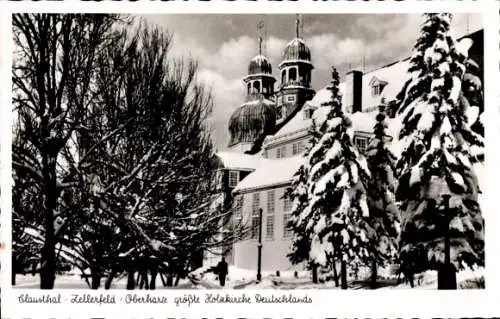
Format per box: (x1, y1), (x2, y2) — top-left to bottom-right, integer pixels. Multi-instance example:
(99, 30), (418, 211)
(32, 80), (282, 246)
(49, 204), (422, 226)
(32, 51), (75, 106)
(228, 98), (276, 147)
(248, 54), (273, 75)
(280, 38), (312, 66)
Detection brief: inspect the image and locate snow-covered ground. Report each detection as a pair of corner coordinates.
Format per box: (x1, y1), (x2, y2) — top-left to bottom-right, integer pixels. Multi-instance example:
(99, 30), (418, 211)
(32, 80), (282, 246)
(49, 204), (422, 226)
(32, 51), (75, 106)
(13, 265), (484, 290)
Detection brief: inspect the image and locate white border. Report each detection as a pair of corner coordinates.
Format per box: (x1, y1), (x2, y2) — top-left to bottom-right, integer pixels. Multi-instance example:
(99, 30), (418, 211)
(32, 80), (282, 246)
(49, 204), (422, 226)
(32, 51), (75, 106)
(1, 1), (499, 318)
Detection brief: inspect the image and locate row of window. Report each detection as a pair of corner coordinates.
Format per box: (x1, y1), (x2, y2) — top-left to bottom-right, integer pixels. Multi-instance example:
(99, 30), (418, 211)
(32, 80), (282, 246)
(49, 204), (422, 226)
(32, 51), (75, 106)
(233, 190), (293, 241)
(276, 141), (304, 159)
(280, 67), (311, 85)
(247, 80), (273, 95)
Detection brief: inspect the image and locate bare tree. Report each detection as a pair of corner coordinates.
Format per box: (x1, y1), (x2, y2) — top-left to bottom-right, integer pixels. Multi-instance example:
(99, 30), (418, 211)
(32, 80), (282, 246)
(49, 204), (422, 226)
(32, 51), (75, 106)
(12, 14), (121, 289)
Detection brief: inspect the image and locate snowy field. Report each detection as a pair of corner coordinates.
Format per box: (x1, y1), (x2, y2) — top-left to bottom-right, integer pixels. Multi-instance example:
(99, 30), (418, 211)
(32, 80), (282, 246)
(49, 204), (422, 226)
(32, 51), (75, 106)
(13, 265), (484, 290)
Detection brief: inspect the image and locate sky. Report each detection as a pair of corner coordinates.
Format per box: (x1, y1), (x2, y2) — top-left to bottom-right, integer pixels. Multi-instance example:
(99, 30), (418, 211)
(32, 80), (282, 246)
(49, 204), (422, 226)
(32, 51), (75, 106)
(143, 14), (482, 151)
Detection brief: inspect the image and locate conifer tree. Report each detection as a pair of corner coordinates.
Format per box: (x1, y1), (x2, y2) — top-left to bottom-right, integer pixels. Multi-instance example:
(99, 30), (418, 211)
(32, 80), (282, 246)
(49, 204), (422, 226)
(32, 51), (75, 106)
(287, 119), (321, 283)
(365, 102), (400, 288)
(395, 13), (484, 289)
(288, 67), (372, 289)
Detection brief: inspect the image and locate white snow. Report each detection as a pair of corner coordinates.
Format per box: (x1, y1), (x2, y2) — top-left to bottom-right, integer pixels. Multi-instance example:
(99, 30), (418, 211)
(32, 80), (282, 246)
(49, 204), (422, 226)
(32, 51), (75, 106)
(417, 109), (435, 132)
(215, 151), (264, 171)
(409, 167), (422, 186)
(456, 38), (473, 58)
(450, 172), (466, 190)
(233, 156), (304, 193)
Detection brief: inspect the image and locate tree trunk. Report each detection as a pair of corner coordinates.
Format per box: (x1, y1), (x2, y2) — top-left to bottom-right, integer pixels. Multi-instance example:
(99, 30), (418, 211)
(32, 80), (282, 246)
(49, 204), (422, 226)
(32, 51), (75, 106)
(160, 272), (168, 287)
(341, 257), (347, 290)
(126, 270), (135, 290)
(40, 156), (57, 289)
(332, 260), (339, 287)
(91, 272), (101, 289)
(438, 264), (457, 289)
(104, 268), (117, 289)
(370, 258), (378, 289)
(438, 216), (457, 289)
(166, 272), (173, 287)
(174, 274), (181, 287)
(12, 270), (16, 286)
(311, 263), (318, 284)
(142, 271), (149, 290)
(150, 269), (158, 290)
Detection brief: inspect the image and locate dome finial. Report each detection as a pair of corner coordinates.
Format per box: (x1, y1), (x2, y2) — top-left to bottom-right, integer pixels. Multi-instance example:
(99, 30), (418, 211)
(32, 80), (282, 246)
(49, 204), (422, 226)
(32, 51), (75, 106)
(295, 14), (301, 38)
(257, 20), (265, 55)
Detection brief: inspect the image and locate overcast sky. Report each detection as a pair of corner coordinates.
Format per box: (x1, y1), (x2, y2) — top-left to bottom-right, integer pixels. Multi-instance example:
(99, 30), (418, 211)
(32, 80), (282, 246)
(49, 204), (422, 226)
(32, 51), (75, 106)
(143, 14), (482, 150)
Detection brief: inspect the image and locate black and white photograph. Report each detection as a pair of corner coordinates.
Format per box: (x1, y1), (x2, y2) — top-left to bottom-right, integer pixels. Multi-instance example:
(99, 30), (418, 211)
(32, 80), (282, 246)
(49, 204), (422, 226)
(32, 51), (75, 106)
(10, 12), (485, 291)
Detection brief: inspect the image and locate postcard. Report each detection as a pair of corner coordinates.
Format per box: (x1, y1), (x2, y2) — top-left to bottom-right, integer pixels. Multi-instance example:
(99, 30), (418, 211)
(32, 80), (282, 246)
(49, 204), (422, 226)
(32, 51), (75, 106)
(0, 1), (499, 318)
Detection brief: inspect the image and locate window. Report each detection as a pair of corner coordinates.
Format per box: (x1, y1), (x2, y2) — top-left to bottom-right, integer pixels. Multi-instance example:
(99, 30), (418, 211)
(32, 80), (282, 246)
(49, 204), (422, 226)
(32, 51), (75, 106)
(234, 196), (243, 221)
(229, 170), (239, 188)
(283, 213), (292, 239)
(281, 70), (286, 83)
(292, 142), (303, 155)
(214, 170), (223, 190)
(287, 95), (296, 103)
(267, 190), (275, 214)
(253, 81), (261, 93)
(284, 193), (293, 211)
(251, 193), (261, 239)
(289, 67), (297, 81)
(266, 190), (275, 240)
(233, 195), (244, 235)
(303, 108), (314, 119)
(277, 146), (286, 159)
(266, 214), (274, 240)
(371, 84), (383, 96)
(247, 82), (251, 95)
(354, 136), (368, 154)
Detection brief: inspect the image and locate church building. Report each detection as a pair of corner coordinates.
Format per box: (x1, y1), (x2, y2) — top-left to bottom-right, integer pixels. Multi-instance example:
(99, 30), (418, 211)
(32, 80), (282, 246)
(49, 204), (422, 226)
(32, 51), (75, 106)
(213, 17), (484, 273)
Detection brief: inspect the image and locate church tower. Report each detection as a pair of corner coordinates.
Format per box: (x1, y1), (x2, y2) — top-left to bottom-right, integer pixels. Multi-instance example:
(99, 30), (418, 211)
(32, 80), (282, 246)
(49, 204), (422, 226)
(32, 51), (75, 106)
(276, 15), (315, 124)
(227, 23), (277, 152)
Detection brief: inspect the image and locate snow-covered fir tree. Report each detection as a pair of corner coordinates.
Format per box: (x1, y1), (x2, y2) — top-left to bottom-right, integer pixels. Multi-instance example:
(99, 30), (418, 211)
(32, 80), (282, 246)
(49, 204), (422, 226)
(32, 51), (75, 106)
(395, 13), (484, 289)
(286, 119), (321, 283)
(288, 67), (372, 289)
(365, 101), (400, 288)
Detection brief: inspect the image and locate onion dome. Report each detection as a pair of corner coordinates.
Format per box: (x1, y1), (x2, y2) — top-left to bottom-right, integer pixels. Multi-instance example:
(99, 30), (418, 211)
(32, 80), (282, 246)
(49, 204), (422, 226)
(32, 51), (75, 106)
(283, 38), (311, 62)
(228, 98), (276, 147)
(248, 54), (273, 75)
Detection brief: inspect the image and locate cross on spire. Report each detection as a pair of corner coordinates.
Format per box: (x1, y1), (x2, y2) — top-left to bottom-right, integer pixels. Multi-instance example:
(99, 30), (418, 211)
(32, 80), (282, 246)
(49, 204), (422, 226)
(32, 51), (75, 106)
(295, 14), (301, 38)
(257, 20), (265, 55)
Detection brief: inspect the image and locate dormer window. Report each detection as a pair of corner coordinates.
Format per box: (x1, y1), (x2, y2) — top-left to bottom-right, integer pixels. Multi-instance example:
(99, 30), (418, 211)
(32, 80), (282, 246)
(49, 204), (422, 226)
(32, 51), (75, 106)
(372, 84), (383, 96)
(303, 108), (315, 119)
(369, 76), (388, 97)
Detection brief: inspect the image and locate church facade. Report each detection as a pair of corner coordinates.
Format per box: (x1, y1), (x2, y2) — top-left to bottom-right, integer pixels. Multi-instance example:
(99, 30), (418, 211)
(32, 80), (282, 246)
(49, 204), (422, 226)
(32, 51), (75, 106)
(214, 22), (484, 273)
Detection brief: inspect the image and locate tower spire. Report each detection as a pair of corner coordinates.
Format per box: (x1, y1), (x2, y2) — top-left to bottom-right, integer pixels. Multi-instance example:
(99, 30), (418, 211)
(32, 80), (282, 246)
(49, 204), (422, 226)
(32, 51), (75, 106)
(257, 20), (265, 55)
(295, 14), (301, 38)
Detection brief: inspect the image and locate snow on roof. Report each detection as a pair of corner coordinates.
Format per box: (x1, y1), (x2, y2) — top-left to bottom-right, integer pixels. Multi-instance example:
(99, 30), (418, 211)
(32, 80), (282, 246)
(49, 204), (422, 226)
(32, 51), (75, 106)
(233, 156), (304, 193)
(242, 98), (275, 107)
(216, 151), (264, 171)
(363, 59), (411, 111)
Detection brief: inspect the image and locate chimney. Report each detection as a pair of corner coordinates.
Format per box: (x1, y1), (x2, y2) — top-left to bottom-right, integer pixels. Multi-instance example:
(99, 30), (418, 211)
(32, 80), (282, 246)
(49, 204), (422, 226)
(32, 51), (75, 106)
(345, 70), (363, 113)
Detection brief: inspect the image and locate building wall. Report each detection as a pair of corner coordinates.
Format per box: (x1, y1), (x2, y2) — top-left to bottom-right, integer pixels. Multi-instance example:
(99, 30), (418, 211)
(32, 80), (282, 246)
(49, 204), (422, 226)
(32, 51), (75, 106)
(264, 135), (309, 159)
(233, 186), (301, 271)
